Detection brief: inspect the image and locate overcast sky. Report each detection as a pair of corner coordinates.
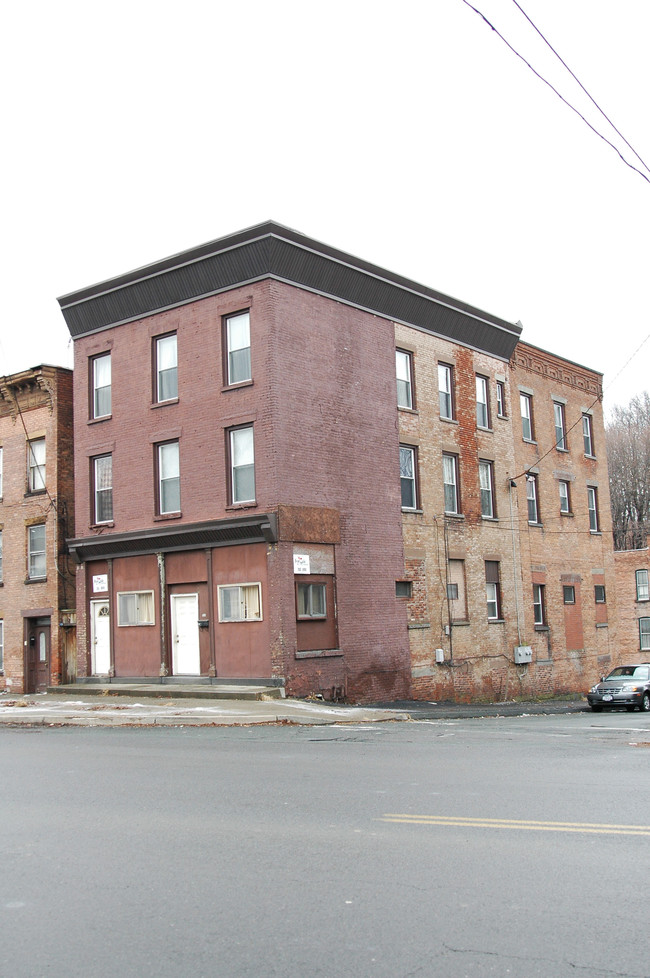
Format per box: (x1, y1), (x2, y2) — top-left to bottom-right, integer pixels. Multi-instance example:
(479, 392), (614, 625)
(2, 0), (648, 414)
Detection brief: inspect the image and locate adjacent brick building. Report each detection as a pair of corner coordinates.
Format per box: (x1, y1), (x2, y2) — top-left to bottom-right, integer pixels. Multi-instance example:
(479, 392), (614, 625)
(57, 222), (619, 702)
(613, 548), (650, 662)
(0, 366), (75, 693)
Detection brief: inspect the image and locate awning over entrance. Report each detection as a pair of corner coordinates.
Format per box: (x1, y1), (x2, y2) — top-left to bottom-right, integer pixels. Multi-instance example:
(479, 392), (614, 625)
(67, 513), (278, 563)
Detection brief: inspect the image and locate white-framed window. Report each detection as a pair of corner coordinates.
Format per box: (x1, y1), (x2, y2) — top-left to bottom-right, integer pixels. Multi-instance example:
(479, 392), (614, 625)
(479, 460), (494, 518)
(93, 454), (113, 524)
(520, 392), (534, 441)
(526, 474), (539, 523)
(559, 480), (570, 514)
(583, 414), (594, 456)
(400, 445), (417, 510)
(229, 426), (255, 504)
(587, 486), (599, 532)
(533, 583), (546, 625)
(438, 363), (454, 420)
(396, 350), (414, 409)
(476, 375), (490, 429)
(496, 381), (506, 418)
(640, 618), (650, 651)
(28, 523), (46, 579)
(485, 561), (501, 620)
(0, 529), (3, 583)
(92, 352), (111, 419)
(395, 581), (412, 598)
(218, 583), (262, 622)
(155, 333), (178, 402)
(636, 569), (649, 602)
(443, 453), (459, 514)
(553, 401), (567, 451)
(118, 591), (155, 626)
(27, 438), (46, 492)
(225, 311), (251, 386)
(594, 585), (606, 604)
(158, 441), (180, 514)
(0, 619), (3, 672)
(297, 582), (327, 619)
(0, 445), (3, 497)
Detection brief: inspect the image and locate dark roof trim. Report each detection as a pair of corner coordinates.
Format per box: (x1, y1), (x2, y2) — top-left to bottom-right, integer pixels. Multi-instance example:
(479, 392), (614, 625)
(67, 513), (278, 563)
(58, 222), (522, 361)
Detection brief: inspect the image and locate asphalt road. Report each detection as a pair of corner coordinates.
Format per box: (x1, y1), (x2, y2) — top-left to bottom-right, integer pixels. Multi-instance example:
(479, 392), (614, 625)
(2, 711), (649, 978)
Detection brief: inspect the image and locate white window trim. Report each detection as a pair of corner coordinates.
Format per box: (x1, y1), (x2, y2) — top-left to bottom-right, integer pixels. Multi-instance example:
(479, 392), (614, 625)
(218, 582), (263, 622)
(117, 590), (155, 626)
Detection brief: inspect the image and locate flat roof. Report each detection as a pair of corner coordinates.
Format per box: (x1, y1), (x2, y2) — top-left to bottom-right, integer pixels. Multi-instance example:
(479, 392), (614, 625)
(58, 221), (522, 361)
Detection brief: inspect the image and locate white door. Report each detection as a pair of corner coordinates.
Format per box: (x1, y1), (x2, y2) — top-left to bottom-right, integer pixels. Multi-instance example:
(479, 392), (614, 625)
(171, 593), (200, 675)
(90, 600), (111, 675)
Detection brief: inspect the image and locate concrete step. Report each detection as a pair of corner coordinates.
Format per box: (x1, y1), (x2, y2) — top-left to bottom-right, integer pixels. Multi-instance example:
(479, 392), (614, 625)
(46, 682), (284, 701)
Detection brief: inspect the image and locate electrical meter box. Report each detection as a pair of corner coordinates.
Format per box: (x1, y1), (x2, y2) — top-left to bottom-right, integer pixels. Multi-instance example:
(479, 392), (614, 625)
(514, 645), (533, 664)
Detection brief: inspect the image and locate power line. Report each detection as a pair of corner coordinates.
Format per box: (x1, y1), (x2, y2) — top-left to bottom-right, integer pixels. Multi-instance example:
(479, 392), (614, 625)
(461, 0), (650, 186)
(510, 0), (650, 177)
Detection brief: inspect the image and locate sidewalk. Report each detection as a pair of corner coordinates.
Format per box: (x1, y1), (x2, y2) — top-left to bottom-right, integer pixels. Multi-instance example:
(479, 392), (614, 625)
(0, 689), (588, 728)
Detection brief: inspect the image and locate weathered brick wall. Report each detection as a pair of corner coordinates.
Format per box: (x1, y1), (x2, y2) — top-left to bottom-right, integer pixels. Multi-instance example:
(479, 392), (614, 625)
(0, 367), (74, 692)
(71, 280), (411, 701)
(614, 549), (650, 662)
(396, 329), (618, 703)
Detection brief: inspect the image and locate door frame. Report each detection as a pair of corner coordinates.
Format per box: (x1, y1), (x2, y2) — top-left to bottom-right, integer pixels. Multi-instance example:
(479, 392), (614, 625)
(90, 599), (111, 676)
(170, 592), (201, 676)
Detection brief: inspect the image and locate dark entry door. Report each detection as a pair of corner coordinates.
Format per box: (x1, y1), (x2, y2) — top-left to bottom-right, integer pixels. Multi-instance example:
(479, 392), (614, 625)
(25, 617), (51, 693)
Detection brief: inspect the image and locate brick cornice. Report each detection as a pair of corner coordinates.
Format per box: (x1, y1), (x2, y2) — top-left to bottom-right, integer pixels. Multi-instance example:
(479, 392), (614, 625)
(514, 343), (602, 398)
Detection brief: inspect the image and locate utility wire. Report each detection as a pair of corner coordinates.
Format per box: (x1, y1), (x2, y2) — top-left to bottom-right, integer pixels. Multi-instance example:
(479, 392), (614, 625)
(461, 0), (650, 186)
(510, 0), (650, 177)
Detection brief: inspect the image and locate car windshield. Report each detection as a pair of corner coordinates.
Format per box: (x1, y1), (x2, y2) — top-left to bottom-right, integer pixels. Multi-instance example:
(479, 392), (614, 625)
(606, 667), (650, 680)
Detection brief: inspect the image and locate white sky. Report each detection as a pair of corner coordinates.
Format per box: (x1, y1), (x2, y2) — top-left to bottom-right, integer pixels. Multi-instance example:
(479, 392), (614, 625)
(2, 0), (648, 415)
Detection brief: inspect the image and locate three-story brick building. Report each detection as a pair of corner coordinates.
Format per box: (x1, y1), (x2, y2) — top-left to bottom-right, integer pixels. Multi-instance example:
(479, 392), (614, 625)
(0, 366), (75, 693)
(57, 222), (615, 702)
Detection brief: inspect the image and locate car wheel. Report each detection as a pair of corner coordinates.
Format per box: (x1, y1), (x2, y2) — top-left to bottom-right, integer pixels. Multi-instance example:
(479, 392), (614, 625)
(590, 705), (603, 712)
(641, 693), (650, 712)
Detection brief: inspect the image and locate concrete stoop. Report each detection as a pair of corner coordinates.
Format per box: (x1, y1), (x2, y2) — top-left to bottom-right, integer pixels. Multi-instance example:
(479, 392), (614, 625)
(46, 682), (284, 701)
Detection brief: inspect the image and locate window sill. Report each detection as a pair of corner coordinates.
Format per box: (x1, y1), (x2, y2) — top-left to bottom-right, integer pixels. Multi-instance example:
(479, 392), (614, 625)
(596, 622), (609, 628)
(222, 380), (254, 393)
(584, 454), (597, 461)
(25, 577), (47, 585)
(451, 619), (470, 627)
(477, 426), (493, 434)
(528, 521), (543, 528)
(560, 511), (573, 518)
(556, 447), (569, 454)
(481, 516), (498, 522)
(88, 415), (112, 425)
(398, 405), (418, 415)
(497, 413), (508, 420)
(445, 512), (464, 520)
(24, 489), (47, 499)
(90, 522), (114, 530)
(590, 530), (602, 536)
(439, 416), (458, 425)
(153, 512), (182, 522)
(401, 508), (423, 515)
(407, 622), (430, 630)
(488, 619), (505, 625)
(226, 501), (258, 512)
(295, 648), (343, 659)
(522, 438), (537, 445)
(534, 624), (549, 632)
(151, 398), (179, 410)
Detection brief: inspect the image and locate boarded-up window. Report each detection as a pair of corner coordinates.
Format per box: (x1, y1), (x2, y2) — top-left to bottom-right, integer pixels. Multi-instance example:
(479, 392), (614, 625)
(447, 560), (468, 622)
